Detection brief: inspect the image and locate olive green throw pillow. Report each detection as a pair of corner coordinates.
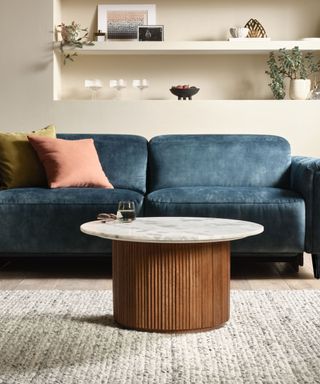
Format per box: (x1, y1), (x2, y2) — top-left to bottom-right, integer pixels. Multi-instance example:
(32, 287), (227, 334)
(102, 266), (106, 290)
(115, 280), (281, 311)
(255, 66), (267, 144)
(0, 125), (56, 188)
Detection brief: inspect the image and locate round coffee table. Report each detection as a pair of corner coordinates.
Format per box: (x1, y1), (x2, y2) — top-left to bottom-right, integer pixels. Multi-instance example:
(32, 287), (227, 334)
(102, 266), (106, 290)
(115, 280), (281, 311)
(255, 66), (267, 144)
(81, 217), (263, 333)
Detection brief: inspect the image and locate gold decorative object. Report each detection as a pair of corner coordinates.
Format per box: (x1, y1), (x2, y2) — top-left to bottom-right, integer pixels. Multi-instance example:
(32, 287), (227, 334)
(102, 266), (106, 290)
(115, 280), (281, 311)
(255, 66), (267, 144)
(244, 19), (267, 38)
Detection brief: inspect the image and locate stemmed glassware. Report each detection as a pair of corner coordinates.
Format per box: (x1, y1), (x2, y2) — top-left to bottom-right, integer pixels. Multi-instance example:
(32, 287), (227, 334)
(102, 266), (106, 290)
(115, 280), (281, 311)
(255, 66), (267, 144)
(84, 79), (150, 100)
(110, 79), (127, 100)
(309, 77), (320, 100)
(132, 79), (149, 99)
(84, 79), (103, 100)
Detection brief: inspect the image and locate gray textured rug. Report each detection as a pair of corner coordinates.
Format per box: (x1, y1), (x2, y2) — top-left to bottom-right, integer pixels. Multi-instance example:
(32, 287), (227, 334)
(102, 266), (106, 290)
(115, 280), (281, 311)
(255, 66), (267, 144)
(0, 290), (319, 384)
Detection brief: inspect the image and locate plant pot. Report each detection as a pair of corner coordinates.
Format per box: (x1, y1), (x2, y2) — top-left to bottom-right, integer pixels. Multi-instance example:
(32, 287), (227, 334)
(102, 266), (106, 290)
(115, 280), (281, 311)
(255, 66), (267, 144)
(289, 79), (311, 100)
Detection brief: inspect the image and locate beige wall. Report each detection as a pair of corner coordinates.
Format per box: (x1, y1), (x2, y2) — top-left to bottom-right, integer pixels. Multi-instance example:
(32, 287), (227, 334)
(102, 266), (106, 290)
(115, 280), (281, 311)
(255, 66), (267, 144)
(58, 0), (320, 101)
(0, 0), (54, 129)
(0, 0), (320, 156)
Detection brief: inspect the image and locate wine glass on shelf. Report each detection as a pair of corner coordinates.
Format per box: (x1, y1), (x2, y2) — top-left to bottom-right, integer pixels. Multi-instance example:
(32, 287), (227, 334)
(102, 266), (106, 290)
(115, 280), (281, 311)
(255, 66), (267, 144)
(84, 79), (103, 100)
(309, 76), (320, 100)
(109, 79), (127, 100)
(132, 79), (149, 99)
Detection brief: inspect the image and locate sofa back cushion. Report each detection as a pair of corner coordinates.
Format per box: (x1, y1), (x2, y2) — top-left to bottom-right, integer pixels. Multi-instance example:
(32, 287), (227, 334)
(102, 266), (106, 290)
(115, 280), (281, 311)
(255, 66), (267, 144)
(58, 134), (148, 194)
(0, 125), (56, 188)
(148, 135), (291, 191)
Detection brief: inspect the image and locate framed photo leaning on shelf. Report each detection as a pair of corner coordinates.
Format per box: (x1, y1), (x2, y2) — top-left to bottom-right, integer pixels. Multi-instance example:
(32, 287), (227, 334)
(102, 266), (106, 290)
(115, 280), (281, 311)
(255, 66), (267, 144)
(98, 4), (156, 40)
(138, 25), (164, 41)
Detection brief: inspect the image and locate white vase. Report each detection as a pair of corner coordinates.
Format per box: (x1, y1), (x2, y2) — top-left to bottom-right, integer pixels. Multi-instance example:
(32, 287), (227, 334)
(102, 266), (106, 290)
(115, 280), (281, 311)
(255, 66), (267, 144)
(289, 79), (311, 100)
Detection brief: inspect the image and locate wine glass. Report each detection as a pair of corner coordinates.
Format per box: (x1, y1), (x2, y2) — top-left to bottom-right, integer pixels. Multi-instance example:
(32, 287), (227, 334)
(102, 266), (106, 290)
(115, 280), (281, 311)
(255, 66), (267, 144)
(117, 201), (136, 222)
(309, 77), (320, 100)
(84, 79), (103, 100)
(110, 79), (127, 100)
(132, 79), (149, 99)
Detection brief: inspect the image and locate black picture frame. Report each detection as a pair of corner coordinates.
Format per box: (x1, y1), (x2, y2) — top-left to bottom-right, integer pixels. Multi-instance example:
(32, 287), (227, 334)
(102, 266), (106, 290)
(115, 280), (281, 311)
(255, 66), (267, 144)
(138, 25), (164, 41)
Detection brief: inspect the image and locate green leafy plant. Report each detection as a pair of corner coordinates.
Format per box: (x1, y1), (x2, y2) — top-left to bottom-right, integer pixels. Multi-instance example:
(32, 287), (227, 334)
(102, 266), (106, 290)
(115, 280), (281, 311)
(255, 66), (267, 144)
(56, 21), (94, 64)
(265, 46), (320, 99)
(266, 52), (286, 99)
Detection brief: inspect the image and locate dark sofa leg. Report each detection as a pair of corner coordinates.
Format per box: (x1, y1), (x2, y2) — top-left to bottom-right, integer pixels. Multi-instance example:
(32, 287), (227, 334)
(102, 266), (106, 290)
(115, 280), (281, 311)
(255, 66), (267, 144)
(290, 254), (303, 272)
(298, 253), (304, 266)
(290, 257), (299, 272)
(312, 254), (320, 279)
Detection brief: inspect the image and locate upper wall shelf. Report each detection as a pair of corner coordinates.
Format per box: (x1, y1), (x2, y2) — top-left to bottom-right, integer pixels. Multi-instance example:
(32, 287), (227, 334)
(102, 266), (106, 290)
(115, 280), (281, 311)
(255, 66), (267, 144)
(56, 40), (320, 55)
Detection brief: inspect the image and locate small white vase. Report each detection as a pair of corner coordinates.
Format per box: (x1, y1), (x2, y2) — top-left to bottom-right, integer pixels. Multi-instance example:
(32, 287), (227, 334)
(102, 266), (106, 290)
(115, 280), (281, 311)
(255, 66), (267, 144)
(289, 79), (311, 100)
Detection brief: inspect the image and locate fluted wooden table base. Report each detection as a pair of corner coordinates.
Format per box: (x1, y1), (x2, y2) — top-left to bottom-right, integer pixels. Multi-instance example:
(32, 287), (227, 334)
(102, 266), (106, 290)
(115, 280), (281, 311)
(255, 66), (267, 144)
(112, 241), (230, 333)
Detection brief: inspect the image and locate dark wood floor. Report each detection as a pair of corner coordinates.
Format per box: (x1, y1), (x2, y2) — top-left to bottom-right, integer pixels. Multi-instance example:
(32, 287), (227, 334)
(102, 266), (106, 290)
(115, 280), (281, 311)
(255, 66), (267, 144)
(0, 254), (319, 290)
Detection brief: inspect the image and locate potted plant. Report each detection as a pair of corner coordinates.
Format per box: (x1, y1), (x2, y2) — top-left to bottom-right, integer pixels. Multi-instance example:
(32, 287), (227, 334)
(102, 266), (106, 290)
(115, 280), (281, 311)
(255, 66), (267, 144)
(56, 21), (94, 64)
(266, 46), (320, 100)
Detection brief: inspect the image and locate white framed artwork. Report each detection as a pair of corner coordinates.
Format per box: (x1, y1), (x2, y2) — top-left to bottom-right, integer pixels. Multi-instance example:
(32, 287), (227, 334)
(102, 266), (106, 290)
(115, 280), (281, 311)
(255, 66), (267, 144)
(98, 4), (156, 40)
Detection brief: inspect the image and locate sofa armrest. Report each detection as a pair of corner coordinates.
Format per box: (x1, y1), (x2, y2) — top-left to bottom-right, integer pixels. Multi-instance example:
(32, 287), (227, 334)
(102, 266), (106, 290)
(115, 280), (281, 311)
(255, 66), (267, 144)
(290, 156), (320, 253)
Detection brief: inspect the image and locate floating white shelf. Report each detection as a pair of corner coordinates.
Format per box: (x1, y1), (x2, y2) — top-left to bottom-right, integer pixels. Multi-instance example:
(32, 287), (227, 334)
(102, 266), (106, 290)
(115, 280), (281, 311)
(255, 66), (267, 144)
(56, 40), (320, 55)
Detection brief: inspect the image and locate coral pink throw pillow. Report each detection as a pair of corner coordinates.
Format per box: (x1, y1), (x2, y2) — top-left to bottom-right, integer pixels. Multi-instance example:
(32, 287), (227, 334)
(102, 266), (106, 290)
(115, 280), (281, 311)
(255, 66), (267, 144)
(28, 136), (113, 189)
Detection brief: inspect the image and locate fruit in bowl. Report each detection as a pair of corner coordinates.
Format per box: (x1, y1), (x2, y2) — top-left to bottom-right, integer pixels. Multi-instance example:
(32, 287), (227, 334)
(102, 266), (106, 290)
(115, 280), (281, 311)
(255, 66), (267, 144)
(170, 85), (200, 100)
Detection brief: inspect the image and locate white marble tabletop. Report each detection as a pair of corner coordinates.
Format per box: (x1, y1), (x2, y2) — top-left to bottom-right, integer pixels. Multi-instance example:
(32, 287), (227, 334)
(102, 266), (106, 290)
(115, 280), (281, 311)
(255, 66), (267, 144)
(80, 217), (263, 244)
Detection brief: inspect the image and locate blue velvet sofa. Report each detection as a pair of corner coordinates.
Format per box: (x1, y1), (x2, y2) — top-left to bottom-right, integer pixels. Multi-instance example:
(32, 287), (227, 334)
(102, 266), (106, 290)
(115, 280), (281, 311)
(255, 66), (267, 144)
(0, 133), (319, 279)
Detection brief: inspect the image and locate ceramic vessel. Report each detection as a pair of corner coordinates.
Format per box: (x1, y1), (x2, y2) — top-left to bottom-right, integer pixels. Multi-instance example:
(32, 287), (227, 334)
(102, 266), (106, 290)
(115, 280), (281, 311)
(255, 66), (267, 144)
(229, 27), (249, 38)
(289, 79), (311, 100)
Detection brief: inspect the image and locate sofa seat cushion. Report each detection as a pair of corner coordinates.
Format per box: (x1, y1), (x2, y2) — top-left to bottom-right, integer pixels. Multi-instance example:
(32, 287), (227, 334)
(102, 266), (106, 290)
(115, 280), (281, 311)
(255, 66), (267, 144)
(0, 188), (144, 254)
(0, 187), (143, 206)
(145, 187), (305, 253)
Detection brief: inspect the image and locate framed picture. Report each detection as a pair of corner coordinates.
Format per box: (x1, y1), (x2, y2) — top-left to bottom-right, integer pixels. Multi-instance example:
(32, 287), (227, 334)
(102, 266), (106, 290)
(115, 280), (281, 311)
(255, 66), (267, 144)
(98, 4), (156, 40)
(138, 25), (164, 41)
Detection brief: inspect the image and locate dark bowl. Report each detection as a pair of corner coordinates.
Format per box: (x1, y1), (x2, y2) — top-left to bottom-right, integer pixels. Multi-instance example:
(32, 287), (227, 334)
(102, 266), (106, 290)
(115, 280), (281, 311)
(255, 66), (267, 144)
(170, 86), (200, 100)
